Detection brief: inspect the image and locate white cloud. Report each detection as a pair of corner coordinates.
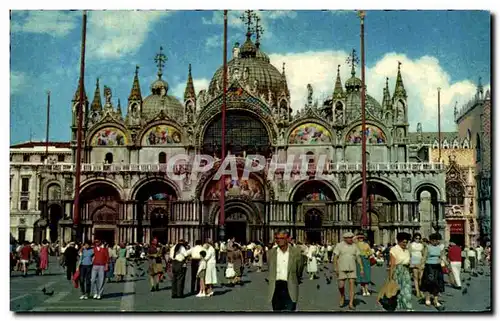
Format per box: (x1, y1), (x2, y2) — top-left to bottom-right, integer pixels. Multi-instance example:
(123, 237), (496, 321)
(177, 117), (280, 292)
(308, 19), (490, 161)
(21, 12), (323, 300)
(170, 78), (210, 101)
(10, 71), (27, 94)
(11, 10), (79, 37)
(205, 34), (222, 49)
(87, 10), (170, 59)
(267, 51), (487, 132)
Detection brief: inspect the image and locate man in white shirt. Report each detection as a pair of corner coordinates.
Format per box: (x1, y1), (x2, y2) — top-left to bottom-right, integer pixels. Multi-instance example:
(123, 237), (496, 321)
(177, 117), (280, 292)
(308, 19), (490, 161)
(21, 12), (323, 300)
(476, 245), (484, 265)
(170, 239), (188, 298)
(266, 229), (303, 311)
(186, 240), (204, 294)
(219, 241), (227, 264)
(327, 243), (334, 263)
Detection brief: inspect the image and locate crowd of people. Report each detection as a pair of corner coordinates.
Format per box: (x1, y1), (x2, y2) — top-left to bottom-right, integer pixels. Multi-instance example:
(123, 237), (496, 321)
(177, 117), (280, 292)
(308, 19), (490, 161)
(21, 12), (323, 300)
(9, 232), (491, 311)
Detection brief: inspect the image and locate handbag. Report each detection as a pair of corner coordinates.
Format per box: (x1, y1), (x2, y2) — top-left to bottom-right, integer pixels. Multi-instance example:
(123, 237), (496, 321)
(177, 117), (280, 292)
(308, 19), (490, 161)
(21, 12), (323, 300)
(442, 266), (449, 274)
(369, 256), (377, 266)
(225, 263), (236, 278)
(72, 270), (80, 288)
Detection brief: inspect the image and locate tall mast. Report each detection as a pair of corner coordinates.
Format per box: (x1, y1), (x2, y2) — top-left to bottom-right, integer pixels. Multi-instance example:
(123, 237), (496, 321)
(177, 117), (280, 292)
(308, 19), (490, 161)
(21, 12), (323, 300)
(359, 10), (369, 230)
(438, 87), (441, 163)
(45, 90), (50, 159)
(73, 10), (87, 242)
(218, 9), (228, 242)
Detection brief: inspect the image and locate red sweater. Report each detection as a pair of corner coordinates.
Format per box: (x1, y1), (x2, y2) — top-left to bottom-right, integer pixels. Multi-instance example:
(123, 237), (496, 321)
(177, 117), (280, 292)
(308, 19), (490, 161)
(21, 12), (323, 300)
(448, 246), (462, 262)
(93, 247), (109, 266)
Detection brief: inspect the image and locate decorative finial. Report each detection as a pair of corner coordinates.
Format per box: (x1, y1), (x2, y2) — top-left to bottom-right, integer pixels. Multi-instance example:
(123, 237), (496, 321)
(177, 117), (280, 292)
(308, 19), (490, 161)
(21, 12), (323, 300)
(135, 65), (139, 76)
(96, 77), (100, 87)
(357, 10), (366, 21)
(398, 61), (402, 70)
(337, 64), (341, 73)
(253, 13), (264, 45)
(240, 10), (255, 38)
(154, 46), (167, 79)
(346, 49), (359, 77)
(282, 62), (286, 74)
(189, 63), (192, 74)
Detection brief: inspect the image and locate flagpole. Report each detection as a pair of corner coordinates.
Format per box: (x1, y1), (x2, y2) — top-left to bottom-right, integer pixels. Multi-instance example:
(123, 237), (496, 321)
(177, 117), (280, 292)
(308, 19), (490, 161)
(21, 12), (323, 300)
(218, 9), (228, 242)
(73, 10), (87, 242)
(45, 90), (50, 159)
(359, 10), (368, 230)
(438, 87), (441, 163)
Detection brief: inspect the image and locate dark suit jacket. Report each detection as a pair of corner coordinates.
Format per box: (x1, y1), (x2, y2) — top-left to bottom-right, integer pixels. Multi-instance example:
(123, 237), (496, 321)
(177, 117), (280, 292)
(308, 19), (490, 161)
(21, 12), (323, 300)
(267, 245), (303, 303)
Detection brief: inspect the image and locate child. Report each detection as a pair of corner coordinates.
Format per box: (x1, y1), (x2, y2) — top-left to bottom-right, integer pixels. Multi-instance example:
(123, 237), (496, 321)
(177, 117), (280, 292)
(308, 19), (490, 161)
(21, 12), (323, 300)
(196, 250), (207, 297)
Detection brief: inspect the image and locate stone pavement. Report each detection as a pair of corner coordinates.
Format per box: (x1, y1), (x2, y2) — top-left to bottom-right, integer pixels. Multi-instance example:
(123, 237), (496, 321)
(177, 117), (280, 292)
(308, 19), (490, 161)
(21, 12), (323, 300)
(10, 257), (491, 312)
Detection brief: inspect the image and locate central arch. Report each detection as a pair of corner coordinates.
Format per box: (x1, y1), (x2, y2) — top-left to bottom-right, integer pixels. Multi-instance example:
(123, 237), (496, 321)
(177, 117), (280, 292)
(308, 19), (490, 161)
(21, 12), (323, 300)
(212, 200), (261, 244)
(304, 208), (323, 243)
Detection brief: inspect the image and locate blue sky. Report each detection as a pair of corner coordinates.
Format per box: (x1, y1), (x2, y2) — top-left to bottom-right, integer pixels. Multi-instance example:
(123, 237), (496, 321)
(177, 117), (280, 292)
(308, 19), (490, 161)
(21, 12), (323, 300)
(10, 10), (491, 144)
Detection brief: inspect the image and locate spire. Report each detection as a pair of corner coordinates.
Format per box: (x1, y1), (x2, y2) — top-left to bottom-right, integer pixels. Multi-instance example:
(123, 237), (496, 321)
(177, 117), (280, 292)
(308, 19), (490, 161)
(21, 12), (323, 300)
(393, 61), (407, 98)
(184, 64), (196, 101)
(91, 78), (102, 111)
(116, 98), (122, 115)
(454, 101), (458, 119)
(346, 49), (359, 77)
(72, 78), (88, 102)
(254, 13), (264, 48)
(129, 65), (142, 101)
(382, 77), (391, 108)
(280, 62), (289, 96)
(477, 76), (484, 99)
(333, 64), (344, 98)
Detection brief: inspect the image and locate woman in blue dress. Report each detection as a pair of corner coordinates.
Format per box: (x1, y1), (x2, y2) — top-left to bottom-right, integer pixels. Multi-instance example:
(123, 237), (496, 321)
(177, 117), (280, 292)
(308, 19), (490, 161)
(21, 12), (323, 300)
(355, 233), (372, 296)
(420, 233), (445, 308)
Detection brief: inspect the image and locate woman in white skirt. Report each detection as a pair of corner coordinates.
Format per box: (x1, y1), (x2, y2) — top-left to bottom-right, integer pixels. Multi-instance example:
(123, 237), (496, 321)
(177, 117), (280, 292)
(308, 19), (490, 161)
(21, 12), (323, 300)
(307, 243), (318, 280)
(253, 245), (263, 272)
(204, 240), (218, 296)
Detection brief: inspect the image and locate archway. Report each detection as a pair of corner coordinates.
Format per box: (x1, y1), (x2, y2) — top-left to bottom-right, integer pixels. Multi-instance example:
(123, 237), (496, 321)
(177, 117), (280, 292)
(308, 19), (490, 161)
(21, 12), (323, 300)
(225, 209), (249, 244)
(304, 209), (322, 244)
(150, 207), (169, 244)
(135, 180), (178, 243)
(48, 204), (63, 243)
(292, 180), (336, 202)
(415, 184), (441, 233)
(80, 182), (122, 244)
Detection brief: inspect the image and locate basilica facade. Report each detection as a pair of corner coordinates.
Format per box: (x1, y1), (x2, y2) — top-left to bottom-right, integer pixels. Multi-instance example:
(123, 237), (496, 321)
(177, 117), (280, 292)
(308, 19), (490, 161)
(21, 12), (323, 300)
(36, 29), (452, 246)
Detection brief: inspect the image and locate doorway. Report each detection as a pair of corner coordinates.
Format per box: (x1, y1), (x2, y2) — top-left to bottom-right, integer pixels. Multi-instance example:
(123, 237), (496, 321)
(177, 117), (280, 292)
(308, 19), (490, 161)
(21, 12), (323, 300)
(94, 229), (115, 245)
(225, 222), (247, 244)
(48, 204), (63, 243)
(151, 229), (168, 244)
(305, 209), (322, 244)
(450, 234), (465, 247)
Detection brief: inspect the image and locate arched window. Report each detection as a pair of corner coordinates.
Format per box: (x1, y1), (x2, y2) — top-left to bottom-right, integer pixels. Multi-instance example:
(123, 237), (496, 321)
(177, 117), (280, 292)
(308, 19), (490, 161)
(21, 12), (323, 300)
(432, 139), (439, 149)
(476, 134), (481, 162)
(452, 139), (460, 149)
(443, 139), (449, 149)
(159, 152), (167, 164)
(105, 152), (113, 164)
(306, 151), (315, 164)
(446, 181), (465, 205)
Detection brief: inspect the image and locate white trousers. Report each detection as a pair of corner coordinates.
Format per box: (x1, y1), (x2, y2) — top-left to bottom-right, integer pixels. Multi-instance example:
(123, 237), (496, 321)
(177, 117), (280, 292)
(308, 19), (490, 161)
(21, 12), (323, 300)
(450, 261), (462, 287)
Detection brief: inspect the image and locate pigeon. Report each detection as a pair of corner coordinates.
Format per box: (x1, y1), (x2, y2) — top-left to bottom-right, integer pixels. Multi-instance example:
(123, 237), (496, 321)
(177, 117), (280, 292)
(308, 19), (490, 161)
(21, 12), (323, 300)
(316, 284), (320, 290)
(42, 288), (46, 294)
(265, 278), (269, 283)
(466, 283), (470, 287)
(44, 290), (54, 296)
(462, 288), (468, 295)
(326, 278), (332, 285)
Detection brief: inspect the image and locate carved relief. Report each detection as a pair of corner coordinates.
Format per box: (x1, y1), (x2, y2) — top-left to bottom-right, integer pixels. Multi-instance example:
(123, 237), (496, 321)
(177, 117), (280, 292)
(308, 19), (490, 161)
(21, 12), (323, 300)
(339, 173), (347, 189)
(402, 177), (411, 193)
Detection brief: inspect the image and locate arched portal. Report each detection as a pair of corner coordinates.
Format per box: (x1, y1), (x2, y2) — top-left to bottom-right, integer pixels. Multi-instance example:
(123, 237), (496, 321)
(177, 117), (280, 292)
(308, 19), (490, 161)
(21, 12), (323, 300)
(415, 183), (441, 234)
(349, 181), (398, 245)
(202, 111), (271, 157)
(80, 182), (122, 245)
(225, 209), (249, 244)
(304, 209), (322, 244)
(135, 180), (178, 243)
(48, 204), (63, 243)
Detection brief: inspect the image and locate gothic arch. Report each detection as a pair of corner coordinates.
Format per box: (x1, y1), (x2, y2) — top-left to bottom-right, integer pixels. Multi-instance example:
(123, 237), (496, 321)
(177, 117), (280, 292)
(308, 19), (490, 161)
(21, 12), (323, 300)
(345, 177), (402, 201)
(80, 179), (124, 201)
(413, 182), (442, 201)
(136, 120), (184, 146)
(129, 176), (180, 201)
(41, 180), (62, 201)
(208, 199), (262, 225)
(289, 179), (341, 202)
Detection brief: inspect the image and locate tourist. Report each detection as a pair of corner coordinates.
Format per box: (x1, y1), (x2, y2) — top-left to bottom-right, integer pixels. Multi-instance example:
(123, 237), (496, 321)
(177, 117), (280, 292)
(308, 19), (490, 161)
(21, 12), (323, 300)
(187, 240), (204, 294)
(355, 233), (372, 296)
(448, 242), (462, 288)
(409, 232), (425, 298)
(467, 247), (477, 273)
(147, 238), (163, 292)
(219, 241), (227, 264)
(476, 244), (484, 265)
(78, 240), (94, 300)
(306, 242), (318, 280)
(333, 232), (363, 310)
(204, 239), (218, 296)
(114, 243), (127, 282)
(105, 243), (117, 283)
(327, 243), (334, 263)
(229, 243), (244, 285)
(420, 233), (445, 308)
(389, 232), (412, 311)
(196, 250), (207, 297)
(253, 244), (264, 272)
(267, 229), (303, 311)
(170, 239), (188, 298)
(19, 241), (32, 277)
(64, 242), (78, 281)
(90, 239), (109, 300)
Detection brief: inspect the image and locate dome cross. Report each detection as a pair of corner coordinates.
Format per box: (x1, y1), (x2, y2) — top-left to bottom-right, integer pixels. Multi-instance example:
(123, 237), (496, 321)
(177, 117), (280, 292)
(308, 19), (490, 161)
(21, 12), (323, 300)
(346, 49), (359, 77)
(240, 10), (255, 38)
(253, 13), (264, 45)
(154, 46), (167, 79)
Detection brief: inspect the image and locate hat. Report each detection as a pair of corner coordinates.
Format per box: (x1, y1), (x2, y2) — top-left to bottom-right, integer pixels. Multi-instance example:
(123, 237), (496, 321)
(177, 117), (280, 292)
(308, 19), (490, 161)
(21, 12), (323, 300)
(343, 232), (355, 238)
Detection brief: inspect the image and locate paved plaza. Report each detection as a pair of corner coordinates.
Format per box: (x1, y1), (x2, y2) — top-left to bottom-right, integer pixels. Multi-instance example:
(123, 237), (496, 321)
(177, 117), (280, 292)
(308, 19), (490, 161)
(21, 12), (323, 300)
(10, 257), (491, 312)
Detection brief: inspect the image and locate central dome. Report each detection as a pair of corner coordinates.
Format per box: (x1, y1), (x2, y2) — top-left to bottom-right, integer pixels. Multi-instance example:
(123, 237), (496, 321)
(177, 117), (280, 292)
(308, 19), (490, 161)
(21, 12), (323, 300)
(208, 38), (284, 98)
(142, 77), (183, 120)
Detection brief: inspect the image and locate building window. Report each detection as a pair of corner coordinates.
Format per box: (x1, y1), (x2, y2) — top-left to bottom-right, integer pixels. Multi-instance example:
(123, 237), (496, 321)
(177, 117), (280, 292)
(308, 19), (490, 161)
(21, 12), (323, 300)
(23, 155), (30, 162)
(159, 152), (167, 164)
(20, 200), (28, 211)
(446, 181), (465, 205)
(58, 155), (65, 162)
(21, 177), (30, 192)
(105, 153), (113, 164)
(10, 155), (13, 162)
(18, 228), (26, 243)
